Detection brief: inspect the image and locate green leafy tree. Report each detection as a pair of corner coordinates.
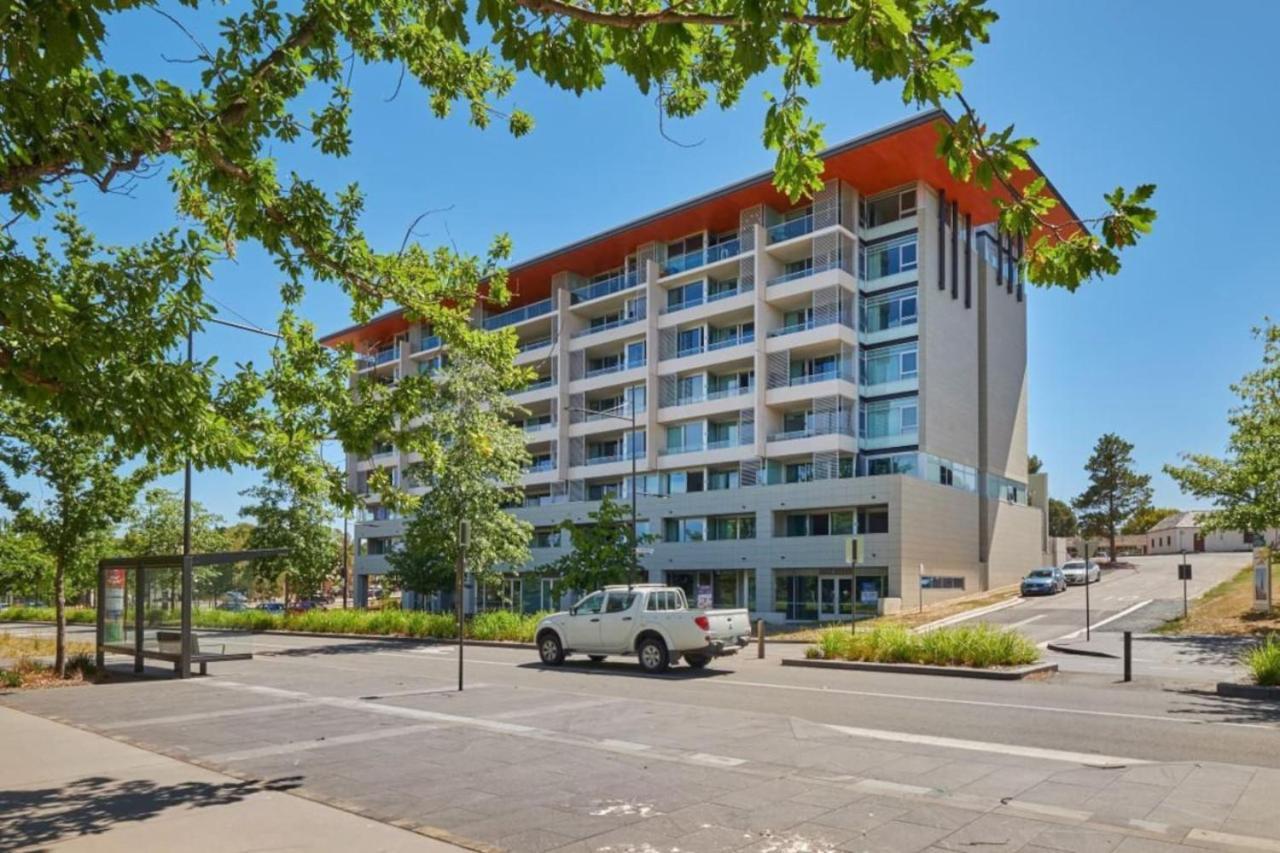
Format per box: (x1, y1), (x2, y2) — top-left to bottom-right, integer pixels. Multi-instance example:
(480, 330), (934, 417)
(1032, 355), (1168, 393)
(1028, 454), (1044, 475)
(1047, 498), (1078, 539)
(0, 519), (54, 602)
(122, 488), (231, 556)
(387, 353), (531, 606)
(545, 493), (648, 593)
(239, 481), (340, 604)
(1073, 434), (1152, 562)
(1122, 505), (1180, 536)
(1167, 322), (1280, 549)
(0, 410), (151, 676)
(1, 0), (1155, 510)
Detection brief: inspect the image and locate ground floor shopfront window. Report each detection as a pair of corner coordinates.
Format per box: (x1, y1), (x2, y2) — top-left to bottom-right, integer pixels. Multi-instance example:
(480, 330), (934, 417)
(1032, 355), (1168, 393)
(773, 570), (887, 622)
(666, 570), (754, 610)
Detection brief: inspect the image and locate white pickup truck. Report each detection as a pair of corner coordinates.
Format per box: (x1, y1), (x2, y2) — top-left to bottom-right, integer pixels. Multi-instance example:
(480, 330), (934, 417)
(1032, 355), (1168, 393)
(535, 585), (751, 673)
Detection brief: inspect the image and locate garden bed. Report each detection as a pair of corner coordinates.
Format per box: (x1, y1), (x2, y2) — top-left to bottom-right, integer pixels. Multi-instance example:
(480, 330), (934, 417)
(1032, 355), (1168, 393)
(782, 657), (1057, 680)
(801, 624), (1042, 671)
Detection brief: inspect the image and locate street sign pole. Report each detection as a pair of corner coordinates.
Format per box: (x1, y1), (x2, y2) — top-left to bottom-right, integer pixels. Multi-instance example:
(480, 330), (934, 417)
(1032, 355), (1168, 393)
(1083, 542), (1092, 641)
(457, 519), (470, 692)
(1178, 550), (1193, 619)
(919, 563), (925, 614)
(846, 536), (863, 635)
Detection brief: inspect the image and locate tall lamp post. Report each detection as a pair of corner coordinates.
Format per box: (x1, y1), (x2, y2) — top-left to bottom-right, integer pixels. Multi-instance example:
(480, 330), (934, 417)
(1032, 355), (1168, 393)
(565, 393), (642, 589)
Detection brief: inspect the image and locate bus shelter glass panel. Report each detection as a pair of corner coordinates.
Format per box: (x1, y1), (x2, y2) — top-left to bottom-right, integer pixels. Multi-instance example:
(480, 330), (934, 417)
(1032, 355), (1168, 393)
(101, 564), (133, 648)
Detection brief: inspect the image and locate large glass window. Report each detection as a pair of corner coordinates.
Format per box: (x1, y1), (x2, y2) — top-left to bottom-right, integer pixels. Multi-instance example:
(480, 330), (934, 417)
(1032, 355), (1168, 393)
(861, 288), (918, 333)
(861, 188), (918, 228)
(663, 517), (706, 543)
(677, 327), (704, 357)
(861, 234), (919, 279)
(665, 421), (705, 453)
(676, 374), (706, 405)
(667, 279), (705, 311)
(709, 515), (756, 541)
(626, 340), (646, 368)
(860, 397), (919, 439)
(861, 342), (919, 386)
(707, 468), (739, 491)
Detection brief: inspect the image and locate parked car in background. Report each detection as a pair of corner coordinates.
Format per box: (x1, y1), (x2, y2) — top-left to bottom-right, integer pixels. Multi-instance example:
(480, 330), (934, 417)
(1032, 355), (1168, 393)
(535, 584), (751, 674)
(256, 602), (285, 614)
(1021, 567), (1066, 596)
(1061, 560), (1101, 585)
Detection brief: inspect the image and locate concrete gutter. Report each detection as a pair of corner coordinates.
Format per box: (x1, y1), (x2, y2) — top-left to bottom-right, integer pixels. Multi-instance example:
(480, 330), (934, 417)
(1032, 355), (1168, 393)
(781, 657), (1057, 680)
(1216, 682), (1280, 701)
(1046, 642), (1120, 659)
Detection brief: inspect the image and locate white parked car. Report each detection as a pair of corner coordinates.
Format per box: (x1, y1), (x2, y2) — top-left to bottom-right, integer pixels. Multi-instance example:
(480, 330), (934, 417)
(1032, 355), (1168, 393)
(535, 585), (751, 673)
(1061, 560), (1101, 585)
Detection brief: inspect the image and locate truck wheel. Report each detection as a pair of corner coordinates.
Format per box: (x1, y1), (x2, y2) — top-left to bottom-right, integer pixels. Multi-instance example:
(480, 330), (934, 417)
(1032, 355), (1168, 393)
(588, 655), (607, 663)
(684, 654), (710, 669)
(637, 637), (669, 674)
(538, 632), (565, 666)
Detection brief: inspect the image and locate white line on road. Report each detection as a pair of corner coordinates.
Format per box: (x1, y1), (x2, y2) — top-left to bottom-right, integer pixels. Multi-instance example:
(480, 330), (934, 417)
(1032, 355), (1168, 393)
(822, 722), (1149, 766)
(206, 722), (446, 763)
(914, 596), (1024, 632)
(712, 678), (1274, 730)
(1043, 599), (1154, 645)
(1006, 614), (1046, 630)
(100, 702), (304, 730)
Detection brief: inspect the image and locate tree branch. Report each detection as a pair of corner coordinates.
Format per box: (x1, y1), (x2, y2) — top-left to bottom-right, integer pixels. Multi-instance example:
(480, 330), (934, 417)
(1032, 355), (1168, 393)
(511, 0), (855, 28)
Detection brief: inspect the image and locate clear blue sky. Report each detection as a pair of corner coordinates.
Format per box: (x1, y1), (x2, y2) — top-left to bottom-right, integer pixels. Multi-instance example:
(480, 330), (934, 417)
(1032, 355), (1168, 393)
(37, 1), (1280, 523)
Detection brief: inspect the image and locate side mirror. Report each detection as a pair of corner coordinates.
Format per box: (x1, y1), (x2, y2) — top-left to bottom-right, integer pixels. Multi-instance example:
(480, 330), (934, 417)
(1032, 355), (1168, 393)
(568, 605), (578, 616)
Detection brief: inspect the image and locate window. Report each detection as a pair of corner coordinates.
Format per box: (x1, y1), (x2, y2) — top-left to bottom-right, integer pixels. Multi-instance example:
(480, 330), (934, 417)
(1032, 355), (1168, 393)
(588, 482), (621, 500)
(532, 528), (561, 548)
(646, 589), (686, 611)
(783, 511), (854, 537)
(709, 515), (756, 541)
(861, 288), (918, 333)
(708, 277), (740, 299)
(665, 421), (705, 454)
(605, 591), (638, 613)
(861, 343), (918, 386)
(858, 507), (890, 534)
(677, 327), (704, 357)
(708, 468), (739, 491)
(677, 374), (706, 404)
(667, 279), (705, 311)
(664, 517), (706, 543)
(921, 576), (965, 590)
(865, 452), (918, 477)
(860, 397), (919, 439)
(574, 592), (604, 615)
(862, 187), (918, 228)
(785, 462), (814, 483)
(862, 234), (919, 279)
(626, 340), (646, 368)
(663, 470), (704, 494)
(707, 420), (739, 448)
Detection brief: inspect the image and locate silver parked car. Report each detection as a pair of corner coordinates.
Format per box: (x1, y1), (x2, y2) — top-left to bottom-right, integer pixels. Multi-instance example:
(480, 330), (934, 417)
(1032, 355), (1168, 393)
(1061, 560), (1101, 585)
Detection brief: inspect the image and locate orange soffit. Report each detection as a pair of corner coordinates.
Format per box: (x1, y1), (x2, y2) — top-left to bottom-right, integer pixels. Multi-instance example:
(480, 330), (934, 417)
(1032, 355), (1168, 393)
(320, 109), (1079, 348)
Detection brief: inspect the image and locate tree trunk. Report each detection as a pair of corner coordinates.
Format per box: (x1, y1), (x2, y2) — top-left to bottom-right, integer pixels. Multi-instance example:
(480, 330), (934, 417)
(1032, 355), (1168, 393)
(1109, 530), (1116, 566)
(54, 555), (66, 678)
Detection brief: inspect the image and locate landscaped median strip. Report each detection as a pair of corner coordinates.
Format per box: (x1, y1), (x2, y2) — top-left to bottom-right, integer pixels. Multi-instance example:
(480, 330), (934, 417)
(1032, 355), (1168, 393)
(783, 656), (1058, 680)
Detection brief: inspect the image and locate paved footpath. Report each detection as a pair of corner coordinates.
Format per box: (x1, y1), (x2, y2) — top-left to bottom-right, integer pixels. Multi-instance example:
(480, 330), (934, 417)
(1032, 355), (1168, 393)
(0, 703), (470, 852)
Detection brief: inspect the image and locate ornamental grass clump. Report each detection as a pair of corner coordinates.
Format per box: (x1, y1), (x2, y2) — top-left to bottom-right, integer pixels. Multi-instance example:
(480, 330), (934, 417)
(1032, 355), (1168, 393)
(1243, 634), (1280, 686)
(809, 623), (1039, 669)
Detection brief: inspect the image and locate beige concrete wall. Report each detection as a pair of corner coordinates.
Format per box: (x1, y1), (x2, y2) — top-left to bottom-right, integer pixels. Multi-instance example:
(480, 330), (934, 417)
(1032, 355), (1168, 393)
(978, 261), (1029, 482)
(896, 476), (982, 603)
(917, 187), (980, 469)
(984, 500), (1046, 587)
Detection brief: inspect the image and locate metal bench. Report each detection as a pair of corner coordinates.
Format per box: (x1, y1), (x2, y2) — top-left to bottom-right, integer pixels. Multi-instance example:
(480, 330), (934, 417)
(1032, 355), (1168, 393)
(154, 631), (251, 676)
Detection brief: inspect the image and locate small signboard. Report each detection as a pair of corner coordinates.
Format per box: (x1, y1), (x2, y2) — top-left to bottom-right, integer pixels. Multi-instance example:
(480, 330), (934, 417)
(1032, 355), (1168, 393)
(1178, 563), (1192, 581)
(859, 588), (879, 605)
(696, 585), (713, 609)
(844, 535), (865, 565)
(634, 547), (655, 557)
(1253, 547), (1273, 613)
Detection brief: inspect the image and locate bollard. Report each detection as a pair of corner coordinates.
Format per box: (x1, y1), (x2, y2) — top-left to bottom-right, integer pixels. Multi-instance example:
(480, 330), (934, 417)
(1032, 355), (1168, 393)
(1123, 631), (1132, 682)
(756, 619), (765, 659)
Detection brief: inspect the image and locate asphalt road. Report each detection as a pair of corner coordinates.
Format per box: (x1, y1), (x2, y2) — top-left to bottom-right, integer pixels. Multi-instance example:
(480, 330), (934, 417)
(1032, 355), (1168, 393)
(956, 552), (1250, 645)
(4, 612), (1280, 852)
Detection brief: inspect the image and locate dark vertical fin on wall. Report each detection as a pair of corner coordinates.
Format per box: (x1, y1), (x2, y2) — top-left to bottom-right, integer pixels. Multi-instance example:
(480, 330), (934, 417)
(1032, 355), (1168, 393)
(1015, 233), (1024, 302)
(964, 213), (972, 309)
(950, 201), (959, 300)
(937, 189), (947, 291)
(995, 229), (1004, 291)
(1005, 232), (1013, 295)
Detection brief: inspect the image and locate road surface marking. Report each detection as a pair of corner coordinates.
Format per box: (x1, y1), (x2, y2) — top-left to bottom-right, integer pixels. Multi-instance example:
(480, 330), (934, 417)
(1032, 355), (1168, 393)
(1006, 614), (1046, 629)
(1186, 828), (1280, 852)
(1043, 599), (1154, 644)
(1001, 799), (1094, 821)
(914, 597), (1024, 632)
(100, 702), (304, 730)
(713, 679), (1274, 730)
(206, 722), (446, 763)
(822, 722), (1149, 766)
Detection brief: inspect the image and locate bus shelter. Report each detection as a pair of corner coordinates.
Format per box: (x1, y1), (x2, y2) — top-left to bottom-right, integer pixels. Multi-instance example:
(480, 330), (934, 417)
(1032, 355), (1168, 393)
(96, 549), (287, 678)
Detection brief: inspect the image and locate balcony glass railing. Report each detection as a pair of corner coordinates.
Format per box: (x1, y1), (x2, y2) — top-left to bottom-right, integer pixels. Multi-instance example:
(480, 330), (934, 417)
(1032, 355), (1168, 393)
(484, 298), (554, 331)
(570, 271), (639, 304)
(670, 383), (754, 408)
(571, 314), (642, 339)
(661, 240), (742, 276)
(371, 346), (399, 365)
(767, 425), (854, 442)
(585, 404), (645, 422)
(707, 281), (747, 303)
(517, 336), (553, 353)
(659, 444), (704, 456)
(767, 315), (852, 338)
(523, 420), (555, 432)
(676, 343), (705, 358)
(413, 335), (441, 353)
(584, 451), (640, 466)
(525, 459), (556, 473)
(662, 294), (704, 314)
(584, 359), (645, 378)
(707, 332), (754, 351)
(767, 215), (814, 243)
(788, 370), (844, 387)
(518, 377), (555, 392)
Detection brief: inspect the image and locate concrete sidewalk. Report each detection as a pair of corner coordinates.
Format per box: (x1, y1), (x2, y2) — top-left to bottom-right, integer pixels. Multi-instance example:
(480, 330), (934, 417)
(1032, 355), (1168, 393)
(0, 704), (471, 852)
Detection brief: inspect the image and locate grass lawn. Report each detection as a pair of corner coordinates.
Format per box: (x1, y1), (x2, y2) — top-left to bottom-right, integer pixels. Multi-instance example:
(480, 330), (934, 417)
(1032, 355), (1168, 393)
(0, 632), (97, 689)
(765, 585), (1020, 642)
(1157, 561), (1280, 636)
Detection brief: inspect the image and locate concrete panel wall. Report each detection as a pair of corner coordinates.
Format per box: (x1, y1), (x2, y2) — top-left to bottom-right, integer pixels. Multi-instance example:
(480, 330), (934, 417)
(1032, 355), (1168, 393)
(978, 260), (1029, 482)
(984, 500), (1046, 588)
(896, 476), (982, 604)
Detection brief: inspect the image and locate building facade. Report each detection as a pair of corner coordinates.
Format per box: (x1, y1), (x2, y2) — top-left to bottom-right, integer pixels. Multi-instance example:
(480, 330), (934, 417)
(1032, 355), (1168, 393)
(322, 111), (1063, 621)
(1146, 511), (1277, 555)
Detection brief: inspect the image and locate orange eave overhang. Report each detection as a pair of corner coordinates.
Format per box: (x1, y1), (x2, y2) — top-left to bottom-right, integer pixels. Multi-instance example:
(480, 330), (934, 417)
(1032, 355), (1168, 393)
(320, 108), (1081, 348)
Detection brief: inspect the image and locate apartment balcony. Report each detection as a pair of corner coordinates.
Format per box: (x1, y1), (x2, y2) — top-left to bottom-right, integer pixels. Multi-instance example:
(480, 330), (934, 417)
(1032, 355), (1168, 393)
(510, 376), (557, 406)
(411, 335), (442, 354)
(658, 240), (746, 286)
(356, 344), (401, 372)
(522, 420), (558, 442)
(764, 319), (856, 353)
(658, 286), (755, 329)
(765, 373), (856, 407)
(655, 439), (753, 470)
(860, 321), (917, 348)
(567, 452), (643, 480)
(657, 385), (754, 423)
(514, 336), (554, 364)
(656, 336), (755, 376)
(764, 263), (856, 306)
(570, 362), (646, 395)
(766, 429), (857, 457)
(522, 458), (560, 486)
(569, 271), (641, 307)
(859, 429), (918, 452)
(569, 406), (645, 438)
(860, 235), (919, 294)
(483, 298), (554, 331)
(569, 314), (645, 350)
(860, 375), (918, 398)
(766, 215), (814, 244)
(765, 218), (855, 261)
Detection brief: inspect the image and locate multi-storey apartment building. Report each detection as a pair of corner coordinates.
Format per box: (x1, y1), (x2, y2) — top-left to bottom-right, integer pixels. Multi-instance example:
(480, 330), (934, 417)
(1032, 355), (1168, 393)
(322, 110), (1062, 622)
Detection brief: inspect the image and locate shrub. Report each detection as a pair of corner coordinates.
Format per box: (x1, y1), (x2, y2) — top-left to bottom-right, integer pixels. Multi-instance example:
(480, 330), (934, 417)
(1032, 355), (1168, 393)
(0, 606), (97, 624)
(0, 669), (20, 688)
(470, 610), (547, 642)
(807, 623), (1039, 669)
(1243, 634), (1280, 686)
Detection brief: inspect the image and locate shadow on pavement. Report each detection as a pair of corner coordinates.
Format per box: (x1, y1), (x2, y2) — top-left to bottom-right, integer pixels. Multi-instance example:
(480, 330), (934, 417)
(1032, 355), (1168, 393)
(1140, 634), (1257, 667)
(517, 658), (732, 680)
(260, 639), (447, 658)
(0, 774), (302, 850)
(1162, 686), (1280, 726)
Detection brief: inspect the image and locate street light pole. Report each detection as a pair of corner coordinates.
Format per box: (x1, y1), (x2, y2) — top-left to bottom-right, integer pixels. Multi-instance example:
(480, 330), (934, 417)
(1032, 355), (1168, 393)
(629, 391), (638, 590)
(1083, 541), (1092, 641)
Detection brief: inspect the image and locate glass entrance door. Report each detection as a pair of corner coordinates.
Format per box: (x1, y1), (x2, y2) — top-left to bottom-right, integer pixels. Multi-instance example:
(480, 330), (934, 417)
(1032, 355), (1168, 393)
(819, 577), (853, 619)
